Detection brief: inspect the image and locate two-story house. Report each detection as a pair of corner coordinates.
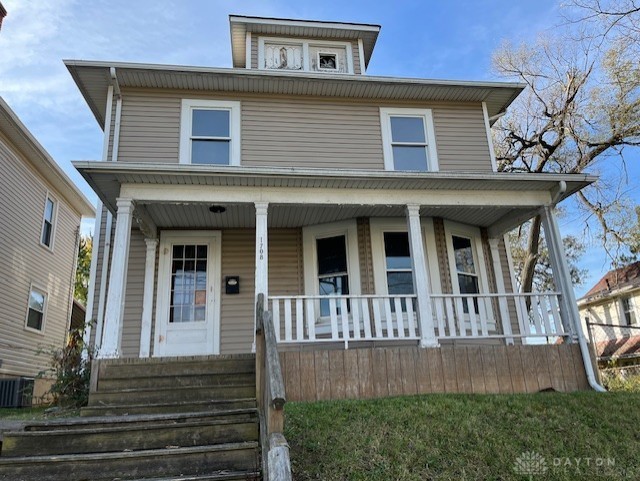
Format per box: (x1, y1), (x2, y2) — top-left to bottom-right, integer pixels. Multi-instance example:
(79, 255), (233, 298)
(0, 97), (94, 404)
(70, 15), (600, 397)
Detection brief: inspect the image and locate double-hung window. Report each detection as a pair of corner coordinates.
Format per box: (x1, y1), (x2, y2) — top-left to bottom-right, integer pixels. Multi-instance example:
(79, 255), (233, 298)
(41, 195), (56, 248)
(316, 235), (349, 317)
(26, 286), (46, 332)
(179, 100), (241, 166)
(380, 108), (438, 171)
(622, 296), (637, 326)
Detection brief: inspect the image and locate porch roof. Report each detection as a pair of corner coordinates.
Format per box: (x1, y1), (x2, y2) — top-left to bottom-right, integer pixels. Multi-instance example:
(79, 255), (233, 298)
(74, 161), (595, 235)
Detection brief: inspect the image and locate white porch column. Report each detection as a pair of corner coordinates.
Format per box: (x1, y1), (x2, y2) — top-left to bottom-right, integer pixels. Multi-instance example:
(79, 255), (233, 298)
(139, 237), (158, 358)
(488, 238), (514, 345)
(254, 202), (269, 349)
(540, 206), (578, 340)
(406, 205), (438, 347)
(100, 198), (134, 359)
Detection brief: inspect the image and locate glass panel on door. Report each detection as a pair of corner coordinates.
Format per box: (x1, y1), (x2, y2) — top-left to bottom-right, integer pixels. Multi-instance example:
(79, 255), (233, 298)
(170, 244), (208, 323)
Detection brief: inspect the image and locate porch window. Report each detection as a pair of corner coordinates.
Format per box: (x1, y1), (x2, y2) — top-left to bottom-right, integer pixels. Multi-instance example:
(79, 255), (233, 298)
(380, 108), (439, 172)
(40, 196), (56, 248)
(26, 286), (46, 332)
(316, 235), (349, 316)
(179, 99), (241, 166)
(170, 244), (208, 323)
(383, 232), (414, 295)
(622, 296), (636, 326)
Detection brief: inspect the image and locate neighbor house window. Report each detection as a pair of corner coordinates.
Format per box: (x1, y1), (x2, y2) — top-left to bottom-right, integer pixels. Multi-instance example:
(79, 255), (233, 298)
(179, 100), (241, 166)
(41, 196), (56, 248)
(26, 286), (46, 332)
(622, 296), (637, 326)
(380, 108), (439, 172)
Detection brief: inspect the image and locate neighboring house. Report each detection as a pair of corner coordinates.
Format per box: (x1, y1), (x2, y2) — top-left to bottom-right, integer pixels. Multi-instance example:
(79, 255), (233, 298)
(0, 98), (95, 401)
(578, 261), (640, 364)
(70, 15), (597, 397)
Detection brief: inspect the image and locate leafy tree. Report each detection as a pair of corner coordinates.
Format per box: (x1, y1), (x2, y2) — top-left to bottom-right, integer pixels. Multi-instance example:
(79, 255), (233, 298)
(74, 235), (92, 305)
(493, 2), (640, 291)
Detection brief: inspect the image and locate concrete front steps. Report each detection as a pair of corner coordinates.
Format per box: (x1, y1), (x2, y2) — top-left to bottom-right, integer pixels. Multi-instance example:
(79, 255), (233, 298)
(0, 354), (261, 481)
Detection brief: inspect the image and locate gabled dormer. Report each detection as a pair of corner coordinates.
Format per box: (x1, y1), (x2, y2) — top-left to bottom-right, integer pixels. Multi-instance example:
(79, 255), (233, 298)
(229, 15), (380, 74)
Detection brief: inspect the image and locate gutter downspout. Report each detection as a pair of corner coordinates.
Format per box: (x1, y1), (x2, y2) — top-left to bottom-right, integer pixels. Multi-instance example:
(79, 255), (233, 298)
(549, 181), (606, 392)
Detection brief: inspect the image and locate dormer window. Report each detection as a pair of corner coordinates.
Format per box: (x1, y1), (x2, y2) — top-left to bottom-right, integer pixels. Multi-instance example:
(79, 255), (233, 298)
(318, 53), (337, 70)
(258, 37), (353, 74)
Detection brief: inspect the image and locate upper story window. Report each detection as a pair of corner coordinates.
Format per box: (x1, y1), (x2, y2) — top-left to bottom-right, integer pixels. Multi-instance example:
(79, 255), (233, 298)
(40, 195), (56, 249)
(26, 285), (47, 332)
(179, 99), (241, 166)
(380, 108), (439, 172)
(621, 296), (637, 326)
(258, 37), (353, 74)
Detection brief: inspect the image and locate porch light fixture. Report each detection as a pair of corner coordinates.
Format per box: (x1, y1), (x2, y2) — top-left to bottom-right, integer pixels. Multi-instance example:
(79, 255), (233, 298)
(209, 205), (226, 214)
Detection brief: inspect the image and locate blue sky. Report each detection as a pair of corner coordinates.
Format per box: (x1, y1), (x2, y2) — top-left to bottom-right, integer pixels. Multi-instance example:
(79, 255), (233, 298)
(0, 0), (636, 296)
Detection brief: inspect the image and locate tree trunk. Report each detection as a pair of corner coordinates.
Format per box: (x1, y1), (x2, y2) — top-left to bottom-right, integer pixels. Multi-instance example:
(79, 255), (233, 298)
(521, 215), (542, 301)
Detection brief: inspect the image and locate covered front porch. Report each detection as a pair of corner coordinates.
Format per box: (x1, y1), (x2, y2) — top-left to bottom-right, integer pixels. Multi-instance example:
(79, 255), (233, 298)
(75, 163), (593, 359)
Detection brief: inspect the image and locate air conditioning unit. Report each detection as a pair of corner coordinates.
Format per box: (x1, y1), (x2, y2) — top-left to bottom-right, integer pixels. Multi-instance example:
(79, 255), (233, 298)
(0, 378), (34, 408)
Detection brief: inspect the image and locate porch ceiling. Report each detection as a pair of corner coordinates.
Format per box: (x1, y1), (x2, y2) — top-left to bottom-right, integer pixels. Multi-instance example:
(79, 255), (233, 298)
(141, 202), (518, 230)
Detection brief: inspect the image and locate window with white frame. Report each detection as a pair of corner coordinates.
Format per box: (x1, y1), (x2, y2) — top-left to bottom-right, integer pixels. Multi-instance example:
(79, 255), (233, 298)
(179, 100), (241, 166)
(258, 37), (354, 74)
(383, 232), (414, 295)
(622, 296), (637, 326)
(444, 222), (490, 315)
(303, 221), (361, 320)
(380, 108), (438, 172)
(41, 195), (56, 248)
(26, 286), (46, 332)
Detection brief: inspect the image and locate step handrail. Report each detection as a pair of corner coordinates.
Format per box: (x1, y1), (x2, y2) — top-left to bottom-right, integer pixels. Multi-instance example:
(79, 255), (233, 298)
(256, 293), (291, 481)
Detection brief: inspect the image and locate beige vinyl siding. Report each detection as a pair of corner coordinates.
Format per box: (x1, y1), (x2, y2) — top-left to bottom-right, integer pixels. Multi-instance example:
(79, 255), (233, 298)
(115, 89), (493, 171)
(218, 228), (302, 354)
(0, 134), (81, 378)
(120, 229), (146, 357)
(251, 35), (258, 69)
(432, 104), (493, 172)
(352, 42), (362, 74)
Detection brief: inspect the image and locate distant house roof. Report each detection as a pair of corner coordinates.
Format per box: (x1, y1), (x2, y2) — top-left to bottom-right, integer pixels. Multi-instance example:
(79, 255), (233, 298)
(0, 97), (95, 217)
(581, 261), (640, 301)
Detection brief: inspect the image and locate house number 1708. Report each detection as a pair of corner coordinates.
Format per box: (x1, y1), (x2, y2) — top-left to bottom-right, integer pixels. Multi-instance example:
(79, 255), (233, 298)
(259, 237), (264, 260)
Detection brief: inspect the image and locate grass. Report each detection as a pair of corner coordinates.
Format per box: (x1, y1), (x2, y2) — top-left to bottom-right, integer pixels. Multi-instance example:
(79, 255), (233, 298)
(0, 406), (80, 421)
(284, 392), (640, 480)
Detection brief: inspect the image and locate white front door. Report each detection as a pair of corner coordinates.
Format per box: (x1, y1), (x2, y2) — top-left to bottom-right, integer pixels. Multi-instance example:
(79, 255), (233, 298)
(154, 231), (221, 357)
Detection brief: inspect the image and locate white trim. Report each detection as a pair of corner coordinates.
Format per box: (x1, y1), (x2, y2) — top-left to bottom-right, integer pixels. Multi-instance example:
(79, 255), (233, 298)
(257, 36), (354, 74)
(229, 16), (381, 33)
(101, 85), (114, 161)
(357, 38), (366, 74)
(39, 192), (58, 252)
(120, 184), (550, 208)
(111, 95), (122, 161)
(100, 198), (134, 359)
(482, 102), (498, 172)
(139, 237), (158, 357)
(179, 99), (241, 166)
(154, 230), (222, 357)
(302, 219), (361, 300)
(379, 107), (439, 172)
(443, 220), (491, 296)
(25, 283), (47, 334)
(245, 32), (252, 69)
(254, 202), (269, 352)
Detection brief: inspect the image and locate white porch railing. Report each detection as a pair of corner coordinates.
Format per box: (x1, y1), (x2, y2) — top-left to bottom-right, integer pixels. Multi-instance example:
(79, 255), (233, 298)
(268, 292), (566, 348)
(268, 295), (420, 349)
(430, 292), (565, 340)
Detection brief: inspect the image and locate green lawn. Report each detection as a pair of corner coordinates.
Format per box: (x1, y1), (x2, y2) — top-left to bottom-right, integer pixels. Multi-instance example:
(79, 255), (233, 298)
(284, 392), (640, 480)
(0, 406), (79, 421)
